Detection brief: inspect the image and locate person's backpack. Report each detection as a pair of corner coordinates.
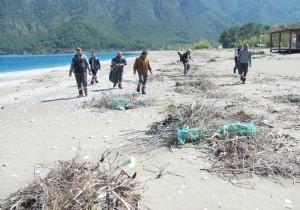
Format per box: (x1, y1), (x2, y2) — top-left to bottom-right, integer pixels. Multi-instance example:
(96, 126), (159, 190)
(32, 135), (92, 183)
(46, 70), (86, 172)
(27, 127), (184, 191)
(178, 52), (184, 62)
(73, 55), (85, 73)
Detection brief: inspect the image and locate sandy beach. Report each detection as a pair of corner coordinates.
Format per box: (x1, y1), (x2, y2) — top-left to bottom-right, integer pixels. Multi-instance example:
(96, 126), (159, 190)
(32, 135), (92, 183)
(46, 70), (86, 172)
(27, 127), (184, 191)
(1, 50), (300, 210)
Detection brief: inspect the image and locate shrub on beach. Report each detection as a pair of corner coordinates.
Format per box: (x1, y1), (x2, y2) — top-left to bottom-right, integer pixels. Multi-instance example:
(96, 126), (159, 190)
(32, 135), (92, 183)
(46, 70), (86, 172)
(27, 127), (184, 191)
(252, 50), (265, 55)
(193, 39), (210, 49)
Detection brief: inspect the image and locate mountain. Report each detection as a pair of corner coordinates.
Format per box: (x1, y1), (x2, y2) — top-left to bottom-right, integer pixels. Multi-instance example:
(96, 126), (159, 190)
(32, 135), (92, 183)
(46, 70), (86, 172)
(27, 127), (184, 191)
(1, 0), (300, 54)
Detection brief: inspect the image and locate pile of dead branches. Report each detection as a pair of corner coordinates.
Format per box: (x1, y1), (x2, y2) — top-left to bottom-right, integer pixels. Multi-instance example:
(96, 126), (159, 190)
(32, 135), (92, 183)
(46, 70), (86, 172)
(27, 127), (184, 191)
(272, 94), (300, 105)
(136, 101), (256, 150)
(0, 151), (140, 210)
(174, 78), (215, 94)
(83, 93), (151, 110)
(136, 100), (300, 182)
(203, 130), (300, 183)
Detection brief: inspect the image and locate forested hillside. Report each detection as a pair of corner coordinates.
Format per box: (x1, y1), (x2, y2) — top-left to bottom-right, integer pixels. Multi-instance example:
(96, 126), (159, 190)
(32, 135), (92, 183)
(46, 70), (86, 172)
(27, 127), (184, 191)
(1, 0), (300, 54)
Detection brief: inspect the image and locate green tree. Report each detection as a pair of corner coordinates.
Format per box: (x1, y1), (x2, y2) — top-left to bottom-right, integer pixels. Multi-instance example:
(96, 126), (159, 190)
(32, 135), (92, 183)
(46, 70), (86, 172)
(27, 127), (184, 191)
(219, 23), (270, 48)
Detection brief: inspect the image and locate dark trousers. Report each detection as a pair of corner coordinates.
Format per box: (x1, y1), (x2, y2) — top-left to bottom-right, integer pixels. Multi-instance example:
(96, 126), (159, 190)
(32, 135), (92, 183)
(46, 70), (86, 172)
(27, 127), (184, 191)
(117, 68), (124, 83)
(183, 62), (190, 75)
(234, 57), (239, 70)
(91, 69), (98, 79)
(239, 63), (248, 82)
(75, 72), (87, 89)
(113, 68), (124, 85)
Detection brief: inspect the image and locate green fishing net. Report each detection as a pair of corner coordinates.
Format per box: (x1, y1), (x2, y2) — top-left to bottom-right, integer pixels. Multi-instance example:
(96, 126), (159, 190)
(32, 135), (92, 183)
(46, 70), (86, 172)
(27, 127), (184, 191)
(175, 128), (207, 145)
(108, 98), (133, 110)
(215, 122), (257, 138)
(108, 98), (151, 110)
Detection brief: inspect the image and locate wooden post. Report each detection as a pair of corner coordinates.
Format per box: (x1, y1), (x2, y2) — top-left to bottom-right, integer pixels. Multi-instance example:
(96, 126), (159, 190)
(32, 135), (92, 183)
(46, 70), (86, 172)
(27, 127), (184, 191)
(289, 30), (292, 53)
(270, 34), (273, 52)
(279, 33), (281, 52)
(270, 33), (273, 52)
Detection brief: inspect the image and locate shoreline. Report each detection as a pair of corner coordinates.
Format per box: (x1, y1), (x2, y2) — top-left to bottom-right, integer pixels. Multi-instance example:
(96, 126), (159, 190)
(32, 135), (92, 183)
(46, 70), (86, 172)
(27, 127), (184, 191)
(0, 56), (138, 78)
(0, 51), (140, 74)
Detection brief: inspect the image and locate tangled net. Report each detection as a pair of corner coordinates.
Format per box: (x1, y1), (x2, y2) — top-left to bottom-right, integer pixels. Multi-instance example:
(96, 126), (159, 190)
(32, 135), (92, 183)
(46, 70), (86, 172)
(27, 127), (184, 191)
(133, 100), (300, 182)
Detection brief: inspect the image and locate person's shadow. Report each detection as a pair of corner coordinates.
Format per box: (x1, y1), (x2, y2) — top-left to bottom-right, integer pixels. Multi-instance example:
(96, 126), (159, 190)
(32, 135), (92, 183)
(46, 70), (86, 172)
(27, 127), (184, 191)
(41, 88), (115, 102)
(218, 82), (241, 86)
(41, 97), (78, 103)
(91, 88), (115, 92)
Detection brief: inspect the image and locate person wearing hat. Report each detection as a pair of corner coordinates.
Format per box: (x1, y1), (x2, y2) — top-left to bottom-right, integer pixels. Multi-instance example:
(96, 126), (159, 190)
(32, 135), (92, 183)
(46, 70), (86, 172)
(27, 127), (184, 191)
(182, 49), (193, 75)
(133, 51), (152, 94)
(69, 48), (91, 97)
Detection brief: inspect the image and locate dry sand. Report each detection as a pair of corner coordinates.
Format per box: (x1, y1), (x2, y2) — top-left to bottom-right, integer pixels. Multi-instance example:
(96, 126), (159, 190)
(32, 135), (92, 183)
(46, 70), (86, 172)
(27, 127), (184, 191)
(0, 50), (300, 210)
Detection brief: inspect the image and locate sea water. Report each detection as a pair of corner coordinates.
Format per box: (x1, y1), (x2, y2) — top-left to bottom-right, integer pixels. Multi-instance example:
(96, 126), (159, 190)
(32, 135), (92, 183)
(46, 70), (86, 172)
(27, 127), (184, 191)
(0, 52), (139, 73)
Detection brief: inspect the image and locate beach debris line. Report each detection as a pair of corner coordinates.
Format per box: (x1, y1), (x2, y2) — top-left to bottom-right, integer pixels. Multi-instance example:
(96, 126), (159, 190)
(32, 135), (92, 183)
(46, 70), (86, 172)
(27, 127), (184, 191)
(174, 78), (215, 94)
(272, 94), (300, 105)
(136, 100), (300, 182)
(0, 150), (141, 210)
(143, 100), (256, 147)
(203, 132), (300, 182)
(287, 94), (300, 104)
(83, 93), (152, 110)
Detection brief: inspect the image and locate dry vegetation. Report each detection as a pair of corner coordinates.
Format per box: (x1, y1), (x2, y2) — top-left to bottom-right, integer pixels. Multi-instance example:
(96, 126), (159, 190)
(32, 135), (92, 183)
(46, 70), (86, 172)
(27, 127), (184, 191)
(0, 150), (141, 210)
(174, 78), (215, 94)
(130, 99), (300, 183)
(82, 93), (152, 110)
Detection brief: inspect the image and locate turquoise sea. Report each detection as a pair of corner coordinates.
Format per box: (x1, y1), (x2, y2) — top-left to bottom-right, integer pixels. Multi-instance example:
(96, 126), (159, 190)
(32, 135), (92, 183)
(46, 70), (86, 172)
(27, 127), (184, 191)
(0, 52), (139, 73)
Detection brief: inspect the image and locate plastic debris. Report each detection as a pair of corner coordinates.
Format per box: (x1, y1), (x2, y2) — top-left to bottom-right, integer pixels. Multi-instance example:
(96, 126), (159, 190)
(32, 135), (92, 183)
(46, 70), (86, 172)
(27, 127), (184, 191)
(175, 127), (207, 145)
(108, 98), (133, 110)
(214, 121), (257, 138)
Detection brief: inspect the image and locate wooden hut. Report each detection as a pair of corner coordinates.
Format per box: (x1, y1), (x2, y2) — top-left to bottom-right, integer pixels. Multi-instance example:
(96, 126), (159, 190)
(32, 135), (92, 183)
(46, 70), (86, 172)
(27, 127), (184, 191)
(269, 28), (300, 52)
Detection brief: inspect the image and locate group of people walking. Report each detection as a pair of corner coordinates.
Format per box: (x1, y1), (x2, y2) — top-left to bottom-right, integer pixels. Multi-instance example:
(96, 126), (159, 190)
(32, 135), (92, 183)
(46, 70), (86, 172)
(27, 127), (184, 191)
(69, 48), (152, 97)
(233, 44), (252, 84)
(69, 45), (251, 98)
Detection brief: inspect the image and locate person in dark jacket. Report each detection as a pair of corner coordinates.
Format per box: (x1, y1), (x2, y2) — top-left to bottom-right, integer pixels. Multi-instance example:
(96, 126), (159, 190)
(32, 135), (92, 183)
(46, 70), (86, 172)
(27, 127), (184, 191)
(111, 51), (127, 89)
(233, 45), (242, 74)
(133, 51), (152, 94)
(69, 48), (91, 97)
(182, 49), (193, 75)
(89, 52), (101, 84)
